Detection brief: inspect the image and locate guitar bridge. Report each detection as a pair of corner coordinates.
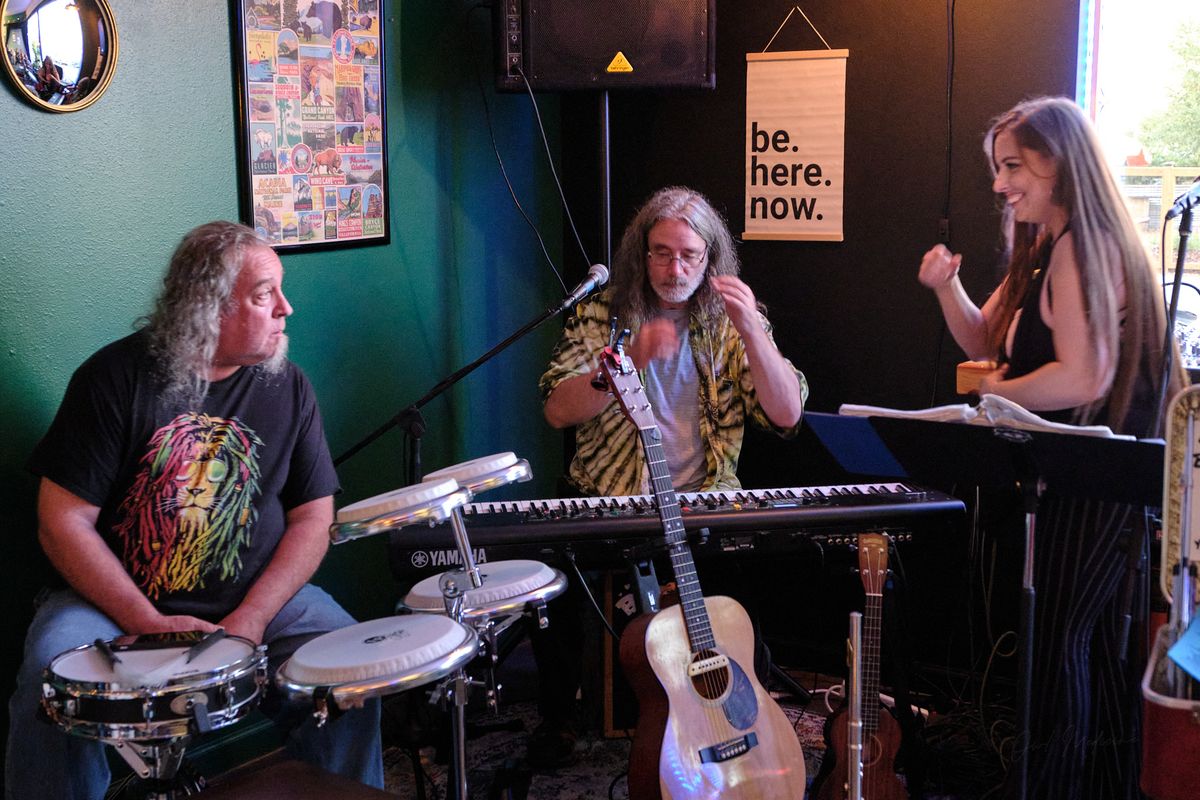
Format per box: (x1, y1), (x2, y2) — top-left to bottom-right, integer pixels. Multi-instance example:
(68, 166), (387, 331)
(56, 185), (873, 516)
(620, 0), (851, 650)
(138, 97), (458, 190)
(687, 653), (729, 677)
(698, 731), (758, 764)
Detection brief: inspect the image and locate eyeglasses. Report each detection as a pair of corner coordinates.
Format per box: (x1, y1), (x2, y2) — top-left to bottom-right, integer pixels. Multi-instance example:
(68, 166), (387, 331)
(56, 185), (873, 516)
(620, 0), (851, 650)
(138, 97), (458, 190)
(177, 458), (228, 483)
(647, 247), (708, 269)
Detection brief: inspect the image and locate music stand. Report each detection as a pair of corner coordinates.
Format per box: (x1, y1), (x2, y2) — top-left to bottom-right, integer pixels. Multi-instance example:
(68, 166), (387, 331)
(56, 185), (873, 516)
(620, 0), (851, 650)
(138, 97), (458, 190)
(804, 411), (1164, 800)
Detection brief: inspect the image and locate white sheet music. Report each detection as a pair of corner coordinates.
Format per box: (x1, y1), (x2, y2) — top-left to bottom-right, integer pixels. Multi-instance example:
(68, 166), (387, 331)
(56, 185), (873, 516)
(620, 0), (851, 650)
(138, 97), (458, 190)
(839, 394), (1133, 440)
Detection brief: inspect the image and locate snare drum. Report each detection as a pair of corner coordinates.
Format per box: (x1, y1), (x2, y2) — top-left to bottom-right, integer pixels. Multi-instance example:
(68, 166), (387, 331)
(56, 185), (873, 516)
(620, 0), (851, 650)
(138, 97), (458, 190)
(42, 635), (267, 742)
(276, 615), (478, 708)
(404, 559), (568, 623)
(331, 477), (469, 544)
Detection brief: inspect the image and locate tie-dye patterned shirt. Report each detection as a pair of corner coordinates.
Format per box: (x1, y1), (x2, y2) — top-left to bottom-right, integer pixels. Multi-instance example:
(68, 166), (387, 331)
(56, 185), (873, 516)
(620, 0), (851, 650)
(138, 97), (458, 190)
(539, 291), (808, 497)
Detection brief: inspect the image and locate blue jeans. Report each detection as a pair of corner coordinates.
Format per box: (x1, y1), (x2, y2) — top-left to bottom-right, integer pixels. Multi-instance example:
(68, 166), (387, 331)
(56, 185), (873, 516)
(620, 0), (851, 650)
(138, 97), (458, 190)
(5, 585), (383, 800)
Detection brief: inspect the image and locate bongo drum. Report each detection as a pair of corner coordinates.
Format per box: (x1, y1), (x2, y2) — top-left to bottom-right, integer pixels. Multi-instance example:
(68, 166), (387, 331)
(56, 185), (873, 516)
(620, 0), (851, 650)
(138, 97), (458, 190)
(42, 633), (267, 742)
(403, 559), (568, 625)
(275, 615), (478, 715)
(330, 477), (469, 544)
(422, 451), (531, 495)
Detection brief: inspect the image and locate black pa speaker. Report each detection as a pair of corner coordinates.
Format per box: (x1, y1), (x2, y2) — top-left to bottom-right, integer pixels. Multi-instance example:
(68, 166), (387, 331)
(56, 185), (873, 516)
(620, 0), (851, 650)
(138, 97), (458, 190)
(494, 0), (715, 92)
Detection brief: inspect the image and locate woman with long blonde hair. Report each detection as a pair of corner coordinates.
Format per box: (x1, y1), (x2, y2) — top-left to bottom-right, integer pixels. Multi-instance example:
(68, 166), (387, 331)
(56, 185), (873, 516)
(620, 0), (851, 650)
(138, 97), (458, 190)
(920, 96), (1183, 436)
(918, 96), (1185, 799)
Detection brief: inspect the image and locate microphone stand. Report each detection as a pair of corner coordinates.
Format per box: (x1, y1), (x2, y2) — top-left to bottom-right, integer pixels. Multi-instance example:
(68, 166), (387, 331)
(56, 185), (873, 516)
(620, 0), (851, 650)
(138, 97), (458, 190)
(1153, 206), (1193, 436)
(333, 293), (586, 483)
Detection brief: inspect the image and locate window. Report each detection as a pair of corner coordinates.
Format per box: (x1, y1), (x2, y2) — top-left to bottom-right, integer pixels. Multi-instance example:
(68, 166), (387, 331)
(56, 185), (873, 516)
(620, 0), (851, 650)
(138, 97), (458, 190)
(1081, 0), (1200, 367)
(25, 0), (82, 83)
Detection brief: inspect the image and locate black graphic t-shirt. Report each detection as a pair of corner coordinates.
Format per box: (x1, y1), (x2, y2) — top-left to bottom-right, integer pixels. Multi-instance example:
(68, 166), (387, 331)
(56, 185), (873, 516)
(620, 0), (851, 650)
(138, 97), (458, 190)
(29, 331), (339, 620)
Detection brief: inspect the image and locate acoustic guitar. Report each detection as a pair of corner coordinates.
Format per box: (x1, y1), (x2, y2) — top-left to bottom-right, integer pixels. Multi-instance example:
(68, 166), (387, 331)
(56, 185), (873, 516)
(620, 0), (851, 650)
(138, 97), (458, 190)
(599, 341), (807, 800)
(811, 533), (906, 800)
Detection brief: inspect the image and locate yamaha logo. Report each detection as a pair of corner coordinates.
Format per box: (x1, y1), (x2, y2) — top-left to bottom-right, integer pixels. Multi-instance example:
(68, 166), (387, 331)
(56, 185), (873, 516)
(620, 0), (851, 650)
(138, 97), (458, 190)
(410, 548), (487, 569)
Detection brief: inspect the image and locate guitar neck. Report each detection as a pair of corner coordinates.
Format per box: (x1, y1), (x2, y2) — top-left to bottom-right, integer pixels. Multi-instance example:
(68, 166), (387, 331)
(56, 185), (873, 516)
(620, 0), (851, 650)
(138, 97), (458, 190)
(862, 589), (882, 734)
(639, 428), (715, 653)
(857, 533), (889, 736)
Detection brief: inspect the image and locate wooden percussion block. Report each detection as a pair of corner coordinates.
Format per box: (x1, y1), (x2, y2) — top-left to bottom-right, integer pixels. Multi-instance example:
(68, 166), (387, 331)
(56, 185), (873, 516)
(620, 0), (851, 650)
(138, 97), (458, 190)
(201, 759), (393, 799)
(956, 360), (995, 395)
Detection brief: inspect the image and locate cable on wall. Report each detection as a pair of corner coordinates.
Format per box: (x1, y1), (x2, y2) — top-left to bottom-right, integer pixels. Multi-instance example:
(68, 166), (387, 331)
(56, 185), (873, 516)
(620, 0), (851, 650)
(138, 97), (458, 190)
(468, 2), (568, 294)
(927, 0), (958, 408)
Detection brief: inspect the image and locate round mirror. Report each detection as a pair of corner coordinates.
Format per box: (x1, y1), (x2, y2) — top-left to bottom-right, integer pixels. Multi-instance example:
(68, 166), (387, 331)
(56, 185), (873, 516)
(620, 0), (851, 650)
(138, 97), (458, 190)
(1, 0), (117, 112)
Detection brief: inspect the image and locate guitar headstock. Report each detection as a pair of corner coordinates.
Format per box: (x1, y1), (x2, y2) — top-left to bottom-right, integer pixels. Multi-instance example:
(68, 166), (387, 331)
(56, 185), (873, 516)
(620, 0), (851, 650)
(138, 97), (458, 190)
(857, 533), (889, 597)
(598, 333), (656, 432)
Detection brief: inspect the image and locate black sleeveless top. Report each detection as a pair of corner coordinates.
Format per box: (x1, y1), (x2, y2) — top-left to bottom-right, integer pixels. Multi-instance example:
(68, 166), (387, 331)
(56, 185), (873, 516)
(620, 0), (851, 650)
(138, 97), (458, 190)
(998, 232), (1156, 436)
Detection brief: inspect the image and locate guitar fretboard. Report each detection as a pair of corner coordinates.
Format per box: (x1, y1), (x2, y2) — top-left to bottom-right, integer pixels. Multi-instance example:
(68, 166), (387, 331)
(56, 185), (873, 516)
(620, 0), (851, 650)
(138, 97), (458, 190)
(641, 427), (716, 654)
(857, 533), (889, 735)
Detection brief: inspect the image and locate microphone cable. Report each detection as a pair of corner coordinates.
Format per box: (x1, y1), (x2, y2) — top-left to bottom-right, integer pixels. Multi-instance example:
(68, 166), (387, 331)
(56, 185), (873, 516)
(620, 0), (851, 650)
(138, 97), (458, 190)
(928, 0), (959, 408)
(516, 63), (594, 272)
(467, 2), (568, 294)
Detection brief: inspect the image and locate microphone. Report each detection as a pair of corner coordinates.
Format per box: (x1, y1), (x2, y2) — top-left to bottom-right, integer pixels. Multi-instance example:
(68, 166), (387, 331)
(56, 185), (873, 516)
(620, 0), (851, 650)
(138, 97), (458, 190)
(555, 264), (609, 314)
(1166, 177), (1200, 220)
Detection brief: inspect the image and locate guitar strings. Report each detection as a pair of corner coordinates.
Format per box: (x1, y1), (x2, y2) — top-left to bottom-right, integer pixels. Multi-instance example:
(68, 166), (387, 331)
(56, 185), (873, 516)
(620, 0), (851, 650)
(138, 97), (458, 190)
(647, 433), (736, 772)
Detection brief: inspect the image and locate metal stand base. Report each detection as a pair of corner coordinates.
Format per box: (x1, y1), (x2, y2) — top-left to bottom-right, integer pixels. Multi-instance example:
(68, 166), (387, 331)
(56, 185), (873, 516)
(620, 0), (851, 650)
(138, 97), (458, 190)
(109, 738), (205, 799)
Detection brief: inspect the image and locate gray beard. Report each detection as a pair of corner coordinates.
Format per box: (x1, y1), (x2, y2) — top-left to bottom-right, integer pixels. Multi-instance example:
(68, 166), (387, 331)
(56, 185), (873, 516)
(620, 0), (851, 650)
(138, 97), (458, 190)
(653, 273), (704, 306)
(262, 334), (289, 375)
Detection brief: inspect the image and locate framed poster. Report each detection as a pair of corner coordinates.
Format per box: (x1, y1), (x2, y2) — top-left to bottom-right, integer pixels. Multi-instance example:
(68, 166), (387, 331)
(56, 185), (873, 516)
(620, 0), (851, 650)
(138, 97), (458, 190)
(233, 0), (388, 251)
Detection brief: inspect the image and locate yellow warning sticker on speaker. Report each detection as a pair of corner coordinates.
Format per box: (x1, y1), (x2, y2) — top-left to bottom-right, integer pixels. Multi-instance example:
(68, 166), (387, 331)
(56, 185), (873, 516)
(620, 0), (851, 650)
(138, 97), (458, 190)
(606, 52), (634, 73)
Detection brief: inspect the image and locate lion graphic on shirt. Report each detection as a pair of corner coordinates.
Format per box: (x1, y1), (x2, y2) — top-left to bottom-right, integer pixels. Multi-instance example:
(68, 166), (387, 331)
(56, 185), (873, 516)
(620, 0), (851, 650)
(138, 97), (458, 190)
(116, 413), (264, 600)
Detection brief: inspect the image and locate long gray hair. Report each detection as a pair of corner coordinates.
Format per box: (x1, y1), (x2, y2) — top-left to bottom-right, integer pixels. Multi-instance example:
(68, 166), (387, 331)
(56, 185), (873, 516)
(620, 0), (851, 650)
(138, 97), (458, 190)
(610, 186), (740, 329)
(141, 221), (272, 406)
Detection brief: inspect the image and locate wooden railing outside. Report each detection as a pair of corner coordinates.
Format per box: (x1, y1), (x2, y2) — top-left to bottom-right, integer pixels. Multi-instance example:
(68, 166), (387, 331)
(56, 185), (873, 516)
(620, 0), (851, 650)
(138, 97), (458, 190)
(1115, 166), (1200, 368)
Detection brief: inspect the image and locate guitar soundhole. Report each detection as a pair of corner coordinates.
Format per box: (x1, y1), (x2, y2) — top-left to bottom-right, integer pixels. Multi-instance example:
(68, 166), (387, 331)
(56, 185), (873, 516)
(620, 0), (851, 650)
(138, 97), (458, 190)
(689, 649), (730, 701)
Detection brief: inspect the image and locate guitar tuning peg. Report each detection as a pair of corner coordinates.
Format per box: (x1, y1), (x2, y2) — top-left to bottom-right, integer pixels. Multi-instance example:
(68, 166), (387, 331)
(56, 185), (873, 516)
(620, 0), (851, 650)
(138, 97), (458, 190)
(614, 327), (629, 352)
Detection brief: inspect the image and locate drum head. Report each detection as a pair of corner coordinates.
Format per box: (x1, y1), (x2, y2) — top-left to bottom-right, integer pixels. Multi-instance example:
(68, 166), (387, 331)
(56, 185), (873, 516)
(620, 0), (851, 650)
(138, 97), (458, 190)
(279, 615), (476, 690)
(336, 477), (460, 523)
(50, 636), (257, 689)
(405, 559), (562, 615)
(423, 452), (517, 487)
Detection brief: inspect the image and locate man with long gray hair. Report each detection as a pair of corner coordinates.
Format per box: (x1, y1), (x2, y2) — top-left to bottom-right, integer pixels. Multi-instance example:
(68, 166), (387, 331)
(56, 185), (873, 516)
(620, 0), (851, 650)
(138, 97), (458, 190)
(7, 221), (383, 798)
(529, 186), (808, 765)
(542, 185), (808, 497)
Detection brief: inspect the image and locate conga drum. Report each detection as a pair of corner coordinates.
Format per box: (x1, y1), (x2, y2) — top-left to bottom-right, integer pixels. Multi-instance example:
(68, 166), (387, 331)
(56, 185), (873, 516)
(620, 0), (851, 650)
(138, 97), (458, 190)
(275, 615), (478, 721)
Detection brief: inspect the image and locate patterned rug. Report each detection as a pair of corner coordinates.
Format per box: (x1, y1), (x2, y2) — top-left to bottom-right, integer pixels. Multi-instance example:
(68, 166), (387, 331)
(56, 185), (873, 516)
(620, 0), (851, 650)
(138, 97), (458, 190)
(382, 698), (826, 799)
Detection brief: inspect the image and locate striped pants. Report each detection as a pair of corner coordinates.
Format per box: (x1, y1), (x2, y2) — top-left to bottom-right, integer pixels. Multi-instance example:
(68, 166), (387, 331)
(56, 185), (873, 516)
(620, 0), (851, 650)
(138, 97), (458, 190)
(1022, 493), (1147, 800)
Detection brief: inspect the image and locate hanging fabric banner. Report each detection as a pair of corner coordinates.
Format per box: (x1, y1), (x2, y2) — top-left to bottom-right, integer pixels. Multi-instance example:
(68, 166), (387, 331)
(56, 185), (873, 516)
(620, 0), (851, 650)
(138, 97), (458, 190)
(744, 49), (848, 241)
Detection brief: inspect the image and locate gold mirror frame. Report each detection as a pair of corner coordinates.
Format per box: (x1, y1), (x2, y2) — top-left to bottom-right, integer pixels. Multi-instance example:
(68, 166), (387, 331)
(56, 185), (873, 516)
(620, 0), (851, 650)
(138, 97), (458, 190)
(1, 0), (118, 112)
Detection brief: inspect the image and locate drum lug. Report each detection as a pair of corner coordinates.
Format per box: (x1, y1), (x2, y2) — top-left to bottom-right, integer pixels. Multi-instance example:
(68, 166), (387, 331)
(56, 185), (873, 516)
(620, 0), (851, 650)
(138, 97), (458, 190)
(192, 698), (213, 735)
(531, 601), (550, 629)
(41, 683), (68, 721)
(485, 677), (502, 713)
(169, 691), (214, 734)
(312, 686), (332, 728)
(254, 646), (269, 688)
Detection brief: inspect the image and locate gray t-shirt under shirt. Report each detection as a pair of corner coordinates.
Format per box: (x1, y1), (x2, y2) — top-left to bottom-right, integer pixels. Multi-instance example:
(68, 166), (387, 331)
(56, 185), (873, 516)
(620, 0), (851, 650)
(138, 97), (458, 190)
(643, 309), (706, 491)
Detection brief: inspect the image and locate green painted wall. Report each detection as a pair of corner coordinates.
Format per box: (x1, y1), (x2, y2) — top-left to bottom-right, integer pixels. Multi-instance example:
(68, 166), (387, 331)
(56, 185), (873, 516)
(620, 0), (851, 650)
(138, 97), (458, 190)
(0, 0), (566, 752)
